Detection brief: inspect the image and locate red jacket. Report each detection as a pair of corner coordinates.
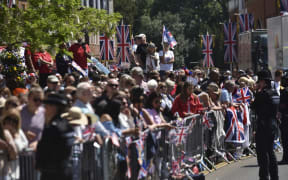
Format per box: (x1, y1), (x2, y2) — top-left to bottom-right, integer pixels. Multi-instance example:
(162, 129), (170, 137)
(171, 94), (202, 118)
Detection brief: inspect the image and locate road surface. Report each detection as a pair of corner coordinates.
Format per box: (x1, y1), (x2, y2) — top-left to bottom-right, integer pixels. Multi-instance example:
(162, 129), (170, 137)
(206, 153), (288, 180)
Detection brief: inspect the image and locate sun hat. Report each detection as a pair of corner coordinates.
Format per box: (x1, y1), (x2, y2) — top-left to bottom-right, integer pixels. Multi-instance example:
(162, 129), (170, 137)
(61, 107), (88, 126)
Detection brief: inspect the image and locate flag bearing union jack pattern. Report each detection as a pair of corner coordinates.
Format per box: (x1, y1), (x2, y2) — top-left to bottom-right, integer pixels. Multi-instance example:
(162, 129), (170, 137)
(224, 22), (237, 63)
(233, 87), (252, 104)
(281, 0), (288, 12)
(239, 13), (254, 33)
(71, 61), (88, 77)
(138, 160), (150, 179)
(116, 25), (131, 65)
(202, 33), (214, 68)
(169, 127), (189, 145)
(163, 25), (177, 49)
(202, 112), (213, 130)
(225, 107), (245, 143)
(100, 35), (114, 61)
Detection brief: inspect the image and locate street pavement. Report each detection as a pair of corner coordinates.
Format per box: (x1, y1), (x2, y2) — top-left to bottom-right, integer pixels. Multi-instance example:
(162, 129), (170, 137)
(206, 153), (288, 180)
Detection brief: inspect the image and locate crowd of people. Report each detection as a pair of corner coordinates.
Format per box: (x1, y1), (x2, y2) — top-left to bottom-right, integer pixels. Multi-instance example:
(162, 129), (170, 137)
(0, 33), (287, 180)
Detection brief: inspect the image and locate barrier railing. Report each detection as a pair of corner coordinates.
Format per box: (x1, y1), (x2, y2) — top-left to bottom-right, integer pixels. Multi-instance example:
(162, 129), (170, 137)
(0, 108), (258, 179)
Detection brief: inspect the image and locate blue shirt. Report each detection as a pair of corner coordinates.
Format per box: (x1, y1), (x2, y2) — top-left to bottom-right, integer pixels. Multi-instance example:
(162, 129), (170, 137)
(220, 88), (232, 103)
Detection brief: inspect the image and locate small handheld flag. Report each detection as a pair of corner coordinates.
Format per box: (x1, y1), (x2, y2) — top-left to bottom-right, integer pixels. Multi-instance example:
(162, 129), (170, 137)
(163, 25), (177, 49)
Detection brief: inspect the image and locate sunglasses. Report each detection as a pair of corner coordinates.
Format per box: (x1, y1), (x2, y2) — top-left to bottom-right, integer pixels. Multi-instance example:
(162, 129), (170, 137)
(160, 86), (167, 89)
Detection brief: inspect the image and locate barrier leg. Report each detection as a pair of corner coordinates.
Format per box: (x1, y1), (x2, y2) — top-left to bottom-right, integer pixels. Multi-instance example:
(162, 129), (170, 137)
(204, 156), (217, 170)
(197, 156), (212, 172)
(247, 147), (257, 157)
(214, 149), (230, 164)
(226, 151), (237, 162)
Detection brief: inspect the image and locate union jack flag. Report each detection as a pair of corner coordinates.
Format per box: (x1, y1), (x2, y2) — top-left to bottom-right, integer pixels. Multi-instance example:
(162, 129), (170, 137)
(281, 0), (288, 12)
(202, 112), (213, 130)
(172, 160), (180, 175)
(138, 160), (149, 179)
(111, 132), (120, 147)
(174, 127), (189, 145)
(238, 13), (254, 33)
(233, 87), (252, 104)
(224, 22), (237, 63)
(100, 35), (114, 61)
(202, 33), (214, 68)
(163, 25), (177, 49)
(82, 126), (95, 142)
(135, 139), (145, 165)
(71, 61), (88, 77)
(225, 107), (245, 143)
(116, 25), (131, 65)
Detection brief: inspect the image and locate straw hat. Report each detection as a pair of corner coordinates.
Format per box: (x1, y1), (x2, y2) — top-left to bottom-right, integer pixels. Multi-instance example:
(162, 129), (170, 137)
(61, 107), (88, 126)
(85, 113), (99, 125)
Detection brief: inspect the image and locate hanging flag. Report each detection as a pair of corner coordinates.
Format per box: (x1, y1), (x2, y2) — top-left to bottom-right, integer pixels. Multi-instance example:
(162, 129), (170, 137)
(175, 127), (189, 145)
(82, 126), (95, 142)
(111, 132), (120, 147)
(71, 61), (88, 77)
(137, 160), (150, 179)
(224, 22), (237, 63)
(163, 25), (177, 49)
(116, 25), (131, 65)
(202, 111), (213, 130)
(233, 87), (252, 104)
(281, 0), (288, 12)
(225, 107), (245, 143)
(238, 13), (254, 33)
(202, 33), (214, 68)
(100, 35), (114, 61)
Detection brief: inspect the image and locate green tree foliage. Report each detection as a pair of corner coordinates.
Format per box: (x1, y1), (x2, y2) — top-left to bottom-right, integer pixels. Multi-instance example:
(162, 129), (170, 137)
(0, 0), (122, 52)
(114, 0), (229, 69)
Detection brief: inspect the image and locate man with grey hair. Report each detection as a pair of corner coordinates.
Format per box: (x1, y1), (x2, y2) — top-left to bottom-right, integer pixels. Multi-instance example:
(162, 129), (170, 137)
(131, 67), (147, 92)
(220, 80), (236, 106)
(74, 82), (109, 137)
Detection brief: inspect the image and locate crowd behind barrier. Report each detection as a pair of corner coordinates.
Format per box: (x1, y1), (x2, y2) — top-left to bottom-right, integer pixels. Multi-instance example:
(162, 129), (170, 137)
(2, 108), (259, 180)
(1, 36), (286, 180)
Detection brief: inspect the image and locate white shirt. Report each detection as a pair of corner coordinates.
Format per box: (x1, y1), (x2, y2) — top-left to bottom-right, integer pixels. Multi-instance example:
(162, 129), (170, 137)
(159, 50), (174, 71)
(132, 44), (138, 53)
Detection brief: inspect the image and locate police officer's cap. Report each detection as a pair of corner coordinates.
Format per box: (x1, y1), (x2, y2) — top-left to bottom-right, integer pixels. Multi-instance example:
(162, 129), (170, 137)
(43, 93), (68, 106)
(257, 69), (272, 81)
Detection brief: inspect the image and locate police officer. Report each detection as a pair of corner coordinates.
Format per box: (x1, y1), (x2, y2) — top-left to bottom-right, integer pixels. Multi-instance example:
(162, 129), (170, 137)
(251, 69), (279, 180)
(36, 93), (74, 180)
(279, 72), (288, 164)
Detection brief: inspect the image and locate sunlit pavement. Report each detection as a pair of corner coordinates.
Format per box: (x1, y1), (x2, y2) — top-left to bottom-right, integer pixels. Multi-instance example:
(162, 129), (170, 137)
(206, 153), (287, 180)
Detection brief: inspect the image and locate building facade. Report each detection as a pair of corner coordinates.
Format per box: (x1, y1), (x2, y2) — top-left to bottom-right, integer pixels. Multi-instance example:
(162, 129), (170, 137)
(228, 0), (280, 28)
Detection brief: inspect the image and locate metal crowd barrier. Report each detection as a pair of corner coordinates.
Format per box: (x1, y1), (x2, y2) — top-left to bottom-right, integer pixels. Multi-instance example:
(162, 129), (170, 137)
(10, 109), (258, 179)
